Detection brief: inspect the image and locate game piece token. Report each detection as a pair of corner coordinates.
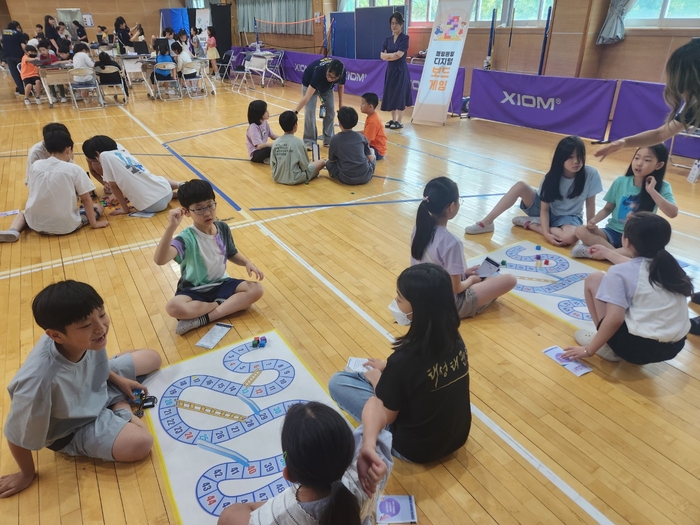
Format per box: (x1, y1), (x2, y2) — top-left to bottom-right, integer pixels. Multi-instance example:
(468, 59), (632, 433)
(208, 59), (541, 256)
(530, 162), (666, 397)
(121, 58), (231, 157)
(535, 245), (541, 250)
(501, 260), (507, 266)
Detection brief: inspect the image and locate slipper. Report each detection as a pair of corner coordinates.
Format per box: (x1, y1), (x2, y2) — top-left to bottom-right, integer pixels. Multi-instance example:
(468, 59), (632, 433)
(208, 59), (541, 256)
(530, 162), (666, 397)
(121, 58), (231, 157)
(385, 120), (394, 128)
(394, 122), (404, 129)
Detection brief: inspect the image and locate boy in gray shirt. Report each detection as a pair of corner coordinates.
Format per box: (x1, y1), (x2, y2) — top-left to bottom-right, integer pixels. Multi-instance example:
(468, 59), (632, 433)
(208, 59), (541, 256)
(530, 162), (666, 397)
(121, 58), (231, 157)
(271, 111), (327, 185)
(0, 281), (161, 497)
(326, 106), (376, 185)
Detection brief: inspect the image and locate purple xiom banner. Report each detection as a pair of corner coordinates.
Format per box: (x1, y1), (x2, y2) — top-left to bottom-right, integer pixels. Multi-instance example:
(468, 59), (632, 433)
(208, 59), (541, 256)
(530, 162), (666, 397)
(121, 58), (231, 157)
(609, 80), (699, 159)
(469, 70), (616, 140)
(280, 50), (465, 113)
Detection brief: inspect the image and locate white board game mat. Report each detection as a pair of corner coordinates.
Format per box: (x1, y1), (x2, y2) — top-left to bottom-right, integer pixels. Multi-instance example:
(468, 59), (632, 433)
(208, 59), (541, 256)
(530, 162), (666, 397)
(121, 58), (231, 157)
(143, 330), (338, 524)
(469, 240), (597, 329)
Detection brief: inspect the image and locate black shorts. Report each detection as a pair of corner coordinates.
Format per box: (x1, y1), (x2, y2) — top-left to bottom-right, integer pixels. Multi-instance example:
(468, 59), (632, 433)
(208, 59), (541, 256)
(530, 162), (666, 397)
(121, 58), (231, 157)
(23, 76), (40, 87)
(598, 319), (686, 365)
(175, 278), (245, 303)
(251, 148), (271, 163)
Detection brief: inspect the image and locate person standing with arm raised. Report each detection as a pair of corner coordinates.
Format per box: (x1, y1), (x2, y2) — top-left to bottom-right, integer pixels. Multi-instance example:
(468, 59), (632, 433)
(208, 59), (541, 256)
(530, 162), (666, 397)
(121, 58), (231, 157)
(380, 12), (412, 130)
(293, 58), (346, 149)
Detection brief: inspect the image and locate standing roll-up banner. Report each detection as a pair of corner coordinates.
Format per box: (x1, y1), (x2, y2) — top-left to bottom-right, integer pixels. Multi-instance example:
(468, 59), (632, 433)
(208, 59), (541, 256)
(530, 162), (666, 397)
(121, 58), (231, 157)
(412, 0), (474, 126)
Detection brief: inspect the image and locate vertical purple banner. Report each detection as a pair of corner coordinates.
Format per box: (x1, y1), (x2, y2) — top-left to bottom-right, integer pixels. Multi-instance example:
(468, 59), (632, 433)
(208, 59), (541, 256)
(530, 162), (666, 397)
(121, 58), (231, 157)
(282, 50), (323, 85)
(408, 64), (465, 115)
(469, 70), (616, 140)
(609, 80), (699, 159)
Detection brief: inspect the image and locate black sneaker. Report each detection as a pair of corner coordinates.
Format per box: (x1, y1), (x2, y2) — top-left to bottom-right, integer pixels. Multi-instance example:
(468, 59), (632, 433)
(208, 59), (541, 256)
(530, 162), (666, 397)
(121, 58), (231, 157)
(690, 317), (700, 336)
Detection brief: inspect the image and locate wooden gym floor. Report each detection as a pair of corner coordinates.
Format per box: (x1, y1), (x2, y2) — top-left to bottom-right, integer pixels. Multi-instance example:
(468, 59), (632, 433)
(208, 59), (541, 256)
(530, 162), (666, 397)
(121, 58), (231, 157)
(0, 75), (699, 525)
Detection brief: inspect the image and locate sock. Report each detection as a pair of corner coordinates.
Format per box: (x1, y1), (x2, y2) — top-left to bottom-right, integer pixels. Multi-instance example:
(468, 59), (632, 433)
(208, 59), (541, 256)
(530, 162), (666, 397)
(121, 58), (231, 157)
(196, 313), (210, 327)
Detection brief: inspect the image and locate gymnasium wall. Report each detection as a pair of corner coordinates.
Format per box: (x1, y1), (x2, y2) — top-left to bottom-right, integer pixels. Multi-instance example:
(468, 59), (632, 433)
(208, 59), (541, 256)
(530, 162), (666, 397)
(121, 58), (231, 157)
(0, 0), (10, 31)
(409, 0), (696, 95)
(4, 0), (186, 44)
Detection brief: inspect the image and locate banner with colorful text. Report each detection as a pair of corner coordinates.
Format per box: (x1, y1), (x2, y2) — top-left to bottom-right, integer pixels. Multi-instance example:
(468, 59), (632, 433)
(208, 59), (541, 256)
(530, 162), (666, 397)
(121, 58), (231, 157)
(412, 0), (474, 125)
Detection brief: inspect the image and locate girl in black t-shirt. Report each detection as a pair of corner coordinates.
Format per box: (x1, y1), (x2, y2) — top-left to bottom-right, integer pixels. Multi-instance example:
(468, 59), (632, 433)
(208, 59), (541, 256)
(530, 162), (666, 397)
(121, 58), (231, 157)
(329, 263), (472, 466)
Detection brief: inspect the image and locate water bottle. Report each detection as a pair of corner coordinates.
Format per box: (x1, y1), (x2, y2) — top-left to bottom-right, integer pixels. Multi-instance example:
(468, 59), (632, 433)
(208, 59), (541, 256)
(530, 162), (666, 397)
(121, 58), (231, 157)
(319, 104), (326, 119)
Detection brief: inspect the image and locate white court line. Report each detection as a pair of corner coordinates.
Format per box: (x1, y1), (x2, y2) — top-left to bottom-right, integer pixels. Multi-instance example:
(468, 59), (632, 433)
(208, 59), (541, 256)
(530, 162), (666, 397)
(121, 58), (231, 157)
(104, 105), (615, 525)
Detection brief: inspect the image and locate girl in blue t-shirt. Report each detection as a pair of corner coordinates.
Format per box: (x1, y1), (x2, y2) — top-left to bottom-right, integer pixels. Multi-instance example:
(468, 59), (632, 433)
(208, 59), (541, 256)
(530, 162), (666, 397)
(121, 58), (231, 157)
(562, 212), (691, 364)
(465, 136), (602, 247)
(572, 144), (677, 260)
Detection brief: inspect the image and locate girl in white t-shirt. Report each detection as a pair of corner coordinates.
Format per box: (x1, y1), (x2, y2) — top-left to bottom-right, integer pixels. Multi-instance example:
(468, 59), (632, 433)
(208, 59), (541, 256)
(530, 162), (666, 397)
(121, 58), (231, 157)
(217, 401), (392, 525)
(411, 177), (516, 318)
(82, 135), (182, 215)
(562, 212), (692, 364)
(464, 136), (603, 246)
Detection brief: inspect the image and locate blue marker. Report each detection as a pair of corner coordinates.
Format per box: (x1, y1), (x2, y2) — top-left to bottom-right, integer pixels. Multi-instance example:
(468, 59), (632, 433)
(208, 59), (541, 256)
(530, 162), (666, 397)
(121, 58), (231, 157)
(197, 439), (250, 466)
(237, 394), (261, 415)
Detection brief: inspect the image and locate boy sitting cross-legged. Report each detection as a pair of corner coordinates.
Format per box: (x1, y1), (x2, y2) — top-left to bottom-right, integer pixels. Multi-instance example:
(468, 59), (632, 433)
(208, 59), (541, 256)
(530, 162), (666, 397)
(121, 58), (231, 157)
(153, 179), (264, 335)
(271, 111), (326, 185)
(326, 106), (376, 186)
(0, 281), (162, 498)
(360, 92), (387, 161)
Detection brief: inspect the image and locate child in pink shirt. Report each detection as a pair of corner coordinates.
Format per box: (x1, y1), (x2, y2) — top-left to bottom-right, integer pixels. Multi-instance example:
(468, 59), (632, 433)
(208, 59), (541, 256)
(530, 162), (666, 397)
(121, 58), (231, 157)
(246, 100), (279, 164)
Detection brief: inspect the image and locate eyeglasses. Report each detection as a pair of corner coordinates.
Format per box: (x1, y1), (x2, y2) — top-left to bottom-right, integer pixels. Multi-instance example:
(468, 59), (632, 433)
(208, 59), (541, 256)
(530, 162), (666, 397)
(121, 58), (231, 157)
(326, 72), (339, 82)
(189, 202), (217, 215)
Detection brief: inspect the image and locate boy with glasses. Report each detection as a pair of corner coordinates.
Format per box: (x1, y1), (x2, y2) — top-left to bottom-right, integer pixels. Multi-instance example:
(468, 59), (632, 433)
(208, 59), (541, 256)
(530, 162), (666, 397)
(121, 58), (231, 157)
(153, 180), (264, 335)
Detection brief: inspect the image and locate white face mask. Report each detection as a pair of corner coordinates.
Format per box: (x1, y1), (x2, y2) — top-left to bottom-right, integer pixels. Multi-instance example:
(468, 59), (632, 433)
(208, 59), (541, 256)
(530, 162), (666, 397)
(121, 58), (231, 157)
(388, 299), (412, 326)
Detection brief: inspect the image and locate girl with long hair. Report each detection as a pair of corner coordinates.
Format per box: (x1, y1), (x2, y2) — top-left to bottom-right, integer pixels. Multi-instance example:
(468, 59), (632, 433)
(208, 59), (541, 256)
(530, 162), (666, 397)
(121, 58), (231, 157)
(563, 212), (692, 364)
(465, 136), (603, 246)
(217, 401), (392, 525)
(329, 263), (473, 465)
(414, 177), (516, 318)
(572, 144), (677, 260)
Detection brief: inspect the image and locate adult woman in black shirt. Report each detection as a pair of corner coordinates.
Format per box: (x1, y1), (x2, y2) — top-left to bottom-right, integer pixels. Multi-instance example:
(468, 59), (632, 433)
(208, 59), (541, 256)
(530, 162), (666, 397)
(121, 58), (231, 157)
(72, 20), (88, 42)
(2, 21), (27, 95)
(44, 15), (60, 53)
(329, 263), (472, 466)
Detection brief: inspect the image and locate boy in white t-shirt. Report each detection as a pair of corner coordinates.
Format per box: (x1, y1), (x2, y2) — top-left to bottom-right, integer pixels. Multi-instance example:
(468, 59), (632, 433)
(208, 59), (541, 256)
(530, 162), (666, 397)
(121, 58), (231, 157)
(25, 122), (70, 185)
(0, 131), (108, 242)
(82, 135), (182, 215)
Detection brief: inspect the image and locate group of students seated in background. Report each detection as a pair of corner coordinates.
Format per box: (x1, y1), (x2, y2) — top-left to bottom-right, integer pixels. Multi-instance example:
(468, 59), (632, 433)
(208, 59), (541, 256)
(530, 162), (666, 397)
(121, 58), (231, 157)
(245, 92), (387, 186)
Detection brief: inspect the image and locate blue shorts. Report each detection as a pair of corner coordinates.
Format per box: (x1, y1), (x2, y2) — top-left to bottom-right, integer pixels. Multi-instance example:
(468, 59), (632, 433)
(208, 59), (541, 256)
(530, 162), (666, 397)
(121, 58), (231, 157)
(176, 277), (245, 303)
(519, 193), (583, 228)
(601, 227), (623, 248)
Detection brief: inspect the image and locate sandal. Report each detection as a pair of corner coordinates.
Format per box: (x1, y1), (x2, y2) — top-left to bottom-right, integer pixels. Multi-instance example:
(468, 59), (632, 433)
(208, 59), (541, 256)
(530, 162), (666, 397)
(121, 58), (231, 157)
(394, 122), (404, 129)
(385, 120), (394, 128)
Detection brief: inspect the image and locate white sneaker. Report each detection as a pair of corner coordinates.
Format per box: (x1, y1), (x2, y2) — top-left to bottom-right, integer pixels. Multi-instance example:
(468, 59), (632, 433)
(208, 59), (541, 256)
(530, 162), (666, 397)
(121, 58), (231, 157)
(60, 97), (67, 103)
(573, 329), (620, 361)
(512, 216), (539, 228)
(24, 98), (31, 105)
(464, 221), (494, 235)
(35, 97), (42, 105)
(571, 244), (592, 259)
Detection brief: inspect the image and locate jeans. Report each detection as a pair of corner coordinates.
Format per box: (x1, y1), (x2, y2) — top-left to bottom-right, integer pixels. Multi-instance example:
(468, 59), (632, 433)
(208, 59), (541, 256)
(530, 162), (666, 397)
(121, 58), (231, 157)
(328, 371), (374, 424)
(302, 85), (335, 146)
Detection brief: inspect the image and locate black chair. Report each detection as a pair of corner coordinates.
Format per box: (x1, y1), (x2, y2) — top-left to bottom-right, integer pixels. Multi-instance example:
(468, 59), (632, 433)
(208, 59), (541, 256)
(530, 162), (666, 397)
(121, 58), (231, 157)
(215, 50), (234, 80)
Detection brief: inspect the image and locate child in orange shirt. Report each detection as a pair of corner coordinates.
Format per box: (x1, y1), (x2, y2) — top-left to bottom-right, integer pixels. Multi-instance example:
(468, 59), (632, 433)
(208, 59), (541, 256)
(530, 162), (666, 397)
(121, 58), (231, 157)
(361, 92), (387, 160)
(20, 45), (43, 106)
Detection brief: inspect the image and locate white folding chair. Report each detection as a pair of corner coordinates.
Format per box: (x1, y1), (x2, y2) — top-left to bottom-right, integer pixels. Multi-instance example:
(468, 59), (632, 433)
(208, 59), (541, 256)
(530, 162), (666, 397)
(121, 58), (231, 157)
(230, 58), (256, 93)
(266, 50), (285, 86)
(154, 62), (182, 101)
(68, 68), (104, 109)
(94, 65), (128, 105)
(246, 55), (269, 87)
(182, 60), (207, 99)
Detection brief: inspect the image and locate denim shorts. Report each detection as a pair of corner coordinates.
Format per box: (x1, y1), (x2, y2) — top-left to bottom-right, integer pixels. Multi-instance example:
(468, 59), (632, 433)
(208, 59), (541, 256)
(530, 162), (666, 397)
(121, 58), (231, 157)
(601, 227), (623, 249)
(519, 193), (583, 228)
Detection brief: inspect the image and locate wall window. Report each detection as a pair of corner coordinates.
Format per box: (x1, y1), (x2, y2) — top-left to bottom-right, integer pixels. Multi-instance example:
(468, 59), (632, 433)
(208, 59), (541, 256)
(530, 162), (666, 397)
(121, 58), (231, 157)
(410, 0), (553, 27)
(627, 0), (700, 27)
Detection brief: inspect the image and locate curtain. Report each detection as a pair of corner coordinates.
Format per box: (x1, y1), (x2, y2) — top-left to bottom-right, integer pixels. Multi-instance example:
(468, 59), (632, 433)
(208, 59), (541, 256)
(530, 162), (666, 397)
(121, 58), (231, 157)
(337, 0), (354, 11)
(596, 0), (638, 45)
(237, 0), (313, 35)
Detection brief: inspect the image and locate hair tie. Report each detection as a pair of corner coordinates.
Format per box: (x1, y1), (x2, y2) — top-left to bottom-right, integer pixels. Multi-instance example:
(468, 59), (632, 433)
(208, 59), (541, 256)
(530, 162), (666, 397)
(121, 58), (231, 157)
(422, 196), (429, 202)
